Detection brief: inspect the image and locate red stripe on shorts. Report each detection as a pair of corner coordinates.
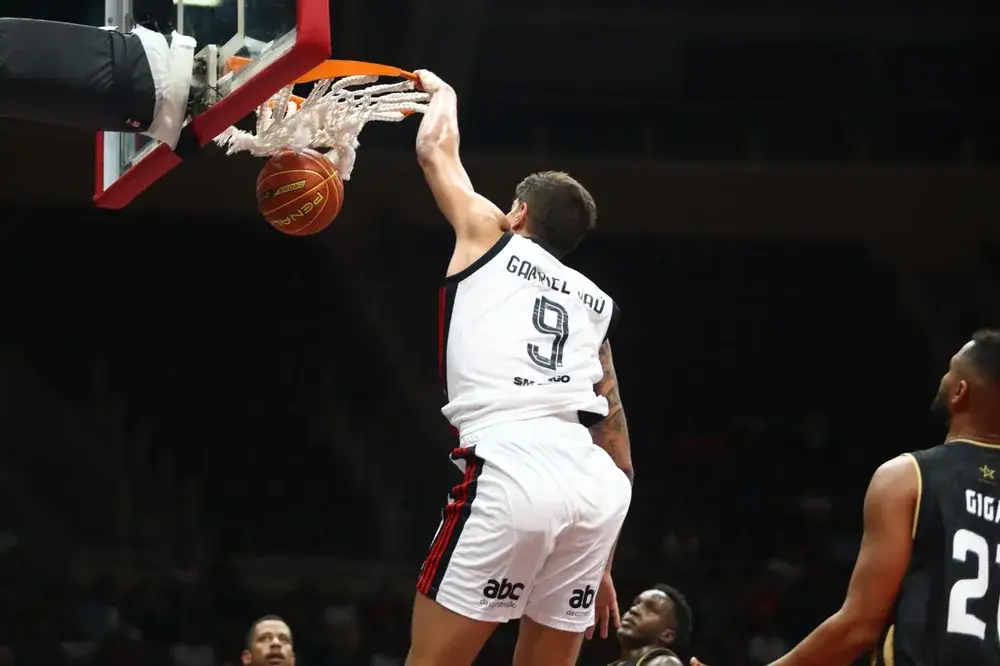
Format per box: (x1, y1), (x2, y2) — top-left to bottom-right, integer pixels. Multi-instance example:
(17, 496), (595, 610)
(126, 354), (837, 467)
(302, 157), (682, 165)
(417, 458), (478, 594)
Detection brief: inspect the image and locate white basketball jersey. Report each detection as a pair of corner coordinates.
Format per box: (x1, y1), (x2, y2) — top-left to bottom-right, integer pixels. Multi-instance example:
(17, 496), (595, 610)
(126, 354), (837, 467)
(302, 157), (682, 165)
(438, 232), (619, 435)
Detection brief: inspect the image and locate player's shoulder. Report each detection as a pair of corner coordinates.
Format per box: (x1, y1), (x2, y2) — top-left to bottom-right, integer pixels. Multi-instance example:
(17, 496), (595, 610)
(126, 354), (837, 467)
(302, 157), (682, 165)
(448, 231), (516, 282)
(873, 453), (921, 482)
(866, 453), (921, 506)
(571, 266), (616, 314)
(562, 260), (604, 293)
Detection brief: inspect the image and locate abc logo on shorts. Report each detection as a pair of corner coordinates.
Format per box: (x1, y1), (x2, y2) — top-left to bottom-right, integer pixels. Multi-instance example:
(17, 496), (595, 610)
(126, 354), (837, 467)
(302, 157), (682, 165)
(480, 578), (524, 608)
(565, 585), (595, 617)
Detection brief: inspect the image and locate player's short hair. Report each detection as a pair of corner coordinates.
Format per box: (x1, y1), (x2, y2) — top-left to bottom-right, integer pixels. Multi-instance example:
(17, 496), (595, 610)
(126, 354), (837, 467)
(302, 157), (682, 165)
(967, 329), (1000, 384)
(514, 171), (596, 258)
(246, 614), (290, 649)
(654, 583), (693, 649)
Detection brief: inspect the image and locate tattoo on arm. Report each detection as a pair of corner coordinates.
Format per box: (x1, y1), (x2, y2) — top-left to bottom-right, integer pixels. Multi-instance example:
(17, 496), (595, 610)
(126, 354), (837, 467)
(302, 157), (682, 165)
(590, 342), (633, 482)
(591, 342), (633, 573)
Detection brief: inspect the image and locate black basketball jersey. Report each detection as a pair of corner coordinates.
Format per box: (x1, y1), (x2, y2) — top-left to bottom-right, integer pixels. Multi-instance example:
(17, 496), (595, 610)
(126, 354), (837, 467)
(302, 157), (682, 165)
(609, 647), (679, 666)
(873, 441), (1000, 666)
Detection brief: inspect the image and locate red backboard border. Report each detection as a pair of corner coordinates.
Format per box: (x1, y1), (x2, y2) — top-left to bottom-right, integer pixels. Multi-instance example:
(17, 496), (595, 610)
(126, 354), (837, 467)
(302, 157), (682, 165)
(94, 0), (331, 209)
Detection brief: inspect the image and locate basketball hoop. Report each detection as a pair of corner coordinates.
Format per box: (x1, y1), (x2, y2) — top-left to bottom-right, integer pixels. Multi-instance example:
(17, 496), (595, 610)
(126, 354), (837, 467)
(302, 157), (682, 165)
(213, 58), (429, 181)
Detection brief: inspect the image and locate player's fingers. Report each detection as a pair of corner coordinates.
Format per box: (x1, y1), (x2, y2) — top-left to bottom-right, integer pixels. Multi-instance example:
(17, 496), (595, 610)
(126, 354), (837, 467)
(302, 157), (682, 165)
(412, 69), (432, 90)
(611, 599), (621, 629)
(600, 606), (611, 639)
(591, 607), (604, 640)
(584, 624), (595, 641)
(412, 69), (445, 93)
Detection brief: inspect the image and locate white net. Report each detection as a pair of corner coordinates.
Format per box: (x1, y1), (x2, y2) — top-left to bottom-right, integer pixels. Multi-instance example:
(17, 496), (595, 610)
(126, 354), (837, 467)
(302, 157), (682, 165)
(213, 76), (429, 180)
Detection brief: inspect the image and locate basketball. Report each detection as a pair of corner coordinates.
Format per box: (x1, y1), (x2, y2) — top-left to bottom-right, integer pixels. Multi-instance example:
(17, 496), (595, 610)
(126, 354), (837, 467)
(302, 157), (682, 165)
(256, 149), (344, 236)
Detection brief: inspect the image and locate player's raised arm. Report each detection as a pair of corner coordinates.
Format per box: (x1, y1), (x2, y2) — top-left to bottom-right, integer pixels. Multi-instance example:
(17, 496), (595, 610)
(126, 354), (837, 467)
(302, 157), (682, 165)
(413, 70), (507, 249)
(590, 341), (635, 484)
(767, 454), (918, 666)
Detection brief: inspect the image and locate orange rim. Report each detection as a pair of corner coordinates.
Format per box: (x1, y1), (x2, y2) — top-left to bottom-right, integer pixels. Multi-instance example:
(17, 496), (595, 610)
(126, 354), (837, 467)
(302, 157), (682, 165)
(228, 56), (418, 84)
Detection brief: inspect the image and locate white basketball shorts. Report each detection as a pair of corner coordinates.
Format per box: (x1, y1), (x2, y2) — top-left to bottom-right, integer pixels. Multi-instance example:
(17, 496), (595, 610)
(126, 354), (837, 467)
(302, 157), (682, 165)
(415, 415), (632, 632)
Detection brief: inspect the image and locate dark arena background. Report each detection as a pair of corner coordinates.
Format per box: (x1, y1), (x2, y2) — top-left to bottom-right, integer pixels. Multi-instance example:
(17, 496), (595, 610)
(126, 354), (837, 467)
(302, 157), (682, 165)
(2, 0), (1000, 664)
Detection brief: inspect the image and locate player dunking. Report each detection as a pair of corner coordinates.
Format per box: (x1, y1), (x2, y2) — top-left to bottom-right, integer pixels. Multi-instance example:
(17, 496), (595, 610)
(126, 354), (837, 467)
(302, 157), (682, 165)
(613, 584), (693, 666)
(696, 330), (1000, 666)
(242, 615), (294, 666)
(406, 69), (634, 666)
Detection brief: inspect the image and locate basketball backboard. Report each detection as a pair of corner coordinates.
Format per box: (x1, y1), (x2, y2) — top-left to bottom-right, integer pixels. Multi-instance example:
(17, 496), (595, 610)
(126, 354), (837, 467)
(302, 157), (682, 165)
(94, 0), (330, 209)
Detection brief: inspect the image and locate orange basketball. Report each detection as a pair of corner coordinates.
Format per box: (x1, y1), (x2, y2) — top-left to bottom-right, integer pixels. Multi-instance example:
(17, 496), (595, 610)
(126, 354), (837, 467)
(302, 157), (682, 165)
(256, 149), (344, 236)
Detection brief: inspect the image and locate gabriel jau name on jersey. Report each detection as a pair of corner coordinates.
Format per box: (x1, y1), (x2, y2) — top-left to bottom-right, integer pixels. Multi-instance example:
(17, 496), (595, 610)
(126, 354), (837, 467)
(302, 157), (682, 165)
(506, 253), (607, 388)
(505, 255), (608, 315)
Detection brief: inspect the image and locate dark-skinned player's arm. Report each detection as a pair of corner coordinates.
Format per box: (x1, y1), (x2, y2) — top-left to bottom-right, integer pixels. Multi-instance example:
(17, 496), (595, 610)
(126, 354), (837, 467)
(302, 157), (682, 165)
(763, 455), (917, 666)
(413, 70), (506, 274)
(690, 455), (918, 666)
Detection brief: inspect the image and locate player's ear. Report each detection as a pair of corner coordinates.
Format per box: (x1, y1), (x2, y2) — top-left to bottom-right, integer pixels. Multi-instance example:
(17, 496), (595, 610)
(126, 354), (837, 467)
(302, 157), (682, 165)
(289, 651), (296, 666)
(510, 200), (528, 232)
(954, 379), (970, 407)
(658, 627), (676, 646)
(241, 650), (252, 666)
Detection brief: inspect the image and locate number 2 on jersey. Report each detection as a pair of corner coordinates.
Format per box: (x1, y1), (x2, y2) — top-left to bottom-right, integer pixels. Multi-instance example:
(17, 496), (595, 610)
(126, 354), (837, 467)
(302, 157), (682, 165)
(948, 528), (1000, 639)
(527, 296), (569, 371)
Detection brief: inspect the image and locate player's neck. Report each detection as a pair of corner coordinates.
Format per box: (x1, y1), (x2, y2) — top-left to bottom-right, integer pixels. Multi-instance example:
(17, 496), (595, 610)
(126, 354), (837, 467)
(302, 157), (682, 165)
(946, 419), (1000, 446)
(620, 644), (661, 662)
